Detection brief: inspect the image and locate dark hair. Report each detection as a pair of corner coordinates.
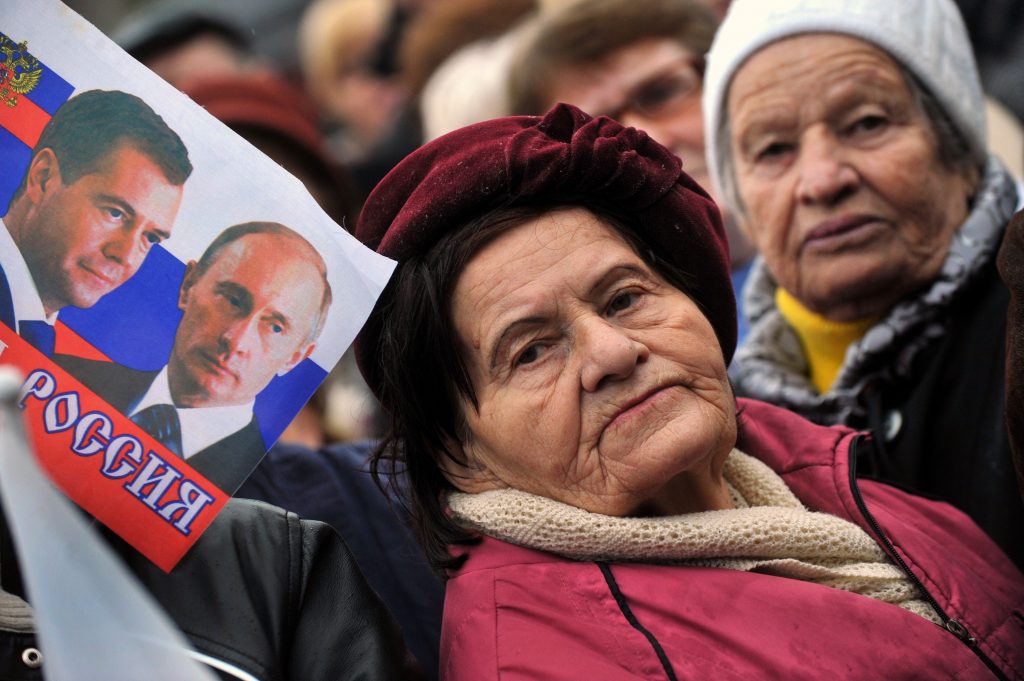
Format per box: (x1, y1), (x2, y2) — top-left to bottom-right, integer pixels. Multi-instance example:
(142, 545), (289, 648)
(370, 201), (696, 572)
(119, 14), (250, 65)
(13, 89), (192, 199)
(508, 0), (717, 115)
(195, 221), (333, 344)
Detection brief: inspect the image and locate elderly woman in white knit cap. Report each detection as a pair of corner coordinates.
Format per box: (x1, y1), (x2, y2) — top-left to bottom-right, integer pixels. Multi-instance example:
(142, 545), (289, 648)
(703, 0), (1024, 567)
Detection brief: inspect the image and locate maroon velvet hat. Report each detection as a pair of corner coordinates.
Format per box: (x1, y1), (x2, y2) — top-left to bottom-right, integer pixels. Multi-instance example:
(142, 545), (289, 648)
(355, 103), (736, 395)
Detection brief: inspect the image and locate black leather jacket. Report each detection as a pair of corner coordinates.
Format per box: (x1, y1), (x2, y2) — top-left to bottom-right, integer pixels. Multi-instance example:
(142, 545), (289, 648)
(0, 499), (424, 680)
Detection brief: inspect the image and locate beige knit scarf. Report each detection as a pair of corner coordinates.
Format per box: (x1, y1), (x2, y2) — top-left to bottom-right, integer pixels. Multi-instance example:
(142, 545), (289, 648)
(448, 449), (940, 624)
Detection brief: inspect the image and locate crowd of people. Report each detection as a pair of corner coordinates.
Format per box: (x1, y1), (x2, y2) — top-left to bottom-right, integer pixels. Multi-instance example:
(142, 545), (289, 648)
(4, 0), (1024, 678)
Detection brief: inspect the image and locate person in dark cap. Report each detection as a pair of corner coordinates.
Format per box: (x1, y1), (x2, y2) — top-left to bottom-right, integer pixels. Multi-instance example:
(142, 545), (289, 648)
(113, 6), (272, 89)
(353, 103), (1024, 679)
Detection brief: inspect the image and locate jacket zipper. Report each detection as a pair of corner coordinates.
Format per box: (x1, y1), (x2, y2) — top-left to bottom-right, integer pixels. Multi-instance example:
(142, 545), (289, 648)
(847, 435), (1008, 680)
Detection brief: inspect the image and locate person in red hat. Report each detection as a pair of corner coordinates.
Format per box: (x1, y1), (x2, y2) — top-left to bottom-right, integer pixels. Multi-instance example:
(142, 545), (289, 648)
(354, 103), (1024, 680)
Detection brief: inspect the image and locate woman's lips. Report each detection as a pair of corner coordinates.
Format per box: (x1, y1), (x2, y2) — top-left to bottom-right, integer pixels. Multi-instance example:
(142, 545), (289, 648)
(801, 214), (884, 252)
(606, 385), (678, 432)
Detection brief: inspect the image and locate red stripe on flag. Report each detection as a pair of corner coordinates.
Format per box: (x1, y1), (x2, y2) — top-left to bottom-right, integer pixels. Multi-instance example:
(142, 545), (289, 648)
(54, 321), (112, 362)
(0, 93), (50, 147)
(0, 324), (227, 572)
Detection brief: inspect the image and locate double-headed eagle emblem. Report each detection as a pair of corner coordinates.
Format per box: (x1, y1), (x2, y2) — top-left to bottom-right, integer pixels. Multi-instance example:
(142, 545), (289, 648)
(0, 33), (43, 108)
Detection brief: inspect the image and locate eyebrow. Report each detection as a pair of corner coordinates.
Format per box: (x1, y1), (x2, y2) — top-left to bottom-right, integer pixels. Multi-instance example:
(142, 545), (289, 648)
(488, 316), (546, 372)
(265, 309), (291, 331)
(215, 281), (254, 315)
(587, 264), (651, 297)
(95, 193), (172, 240)
(484, 262), (652, 371)
(735, 110), (795, 148)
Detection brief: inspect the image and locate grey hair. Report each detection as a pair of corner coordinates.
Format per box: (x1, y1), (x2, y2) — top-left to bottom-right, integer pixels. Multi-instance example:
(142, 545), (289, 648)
(715, 63), (985, 221)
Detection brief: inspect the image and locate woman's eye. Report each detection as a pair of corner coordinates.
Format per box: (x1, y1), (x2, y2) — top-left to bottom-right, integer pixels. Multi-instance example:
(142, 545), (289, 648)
(848, 115), (888, 136)
(607, 291), (637, 314)
(514, 344), (542, 367)
(756, 141), (792, 161)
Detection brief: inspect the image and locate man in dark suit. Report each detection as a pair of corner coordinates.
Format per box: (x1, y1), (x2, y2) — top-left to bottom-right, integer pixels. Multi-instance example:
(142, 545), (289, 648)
(61, 221), (332, 492)
(1, 89), (192, 356)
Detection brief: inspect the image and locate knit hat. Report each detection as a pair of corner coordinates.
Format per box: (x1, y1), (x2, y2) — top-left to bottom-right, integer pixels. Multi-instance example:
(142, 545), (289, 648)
(702, 0), (985, 214)
(354, 103), (736, 396)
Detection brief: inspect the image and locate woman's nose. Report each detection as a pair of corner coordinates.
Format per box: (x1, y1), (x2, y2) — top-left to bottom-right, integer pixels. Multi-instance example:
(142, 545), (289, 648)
(579, 318), (649, 392)
(795, 129), (858, 206)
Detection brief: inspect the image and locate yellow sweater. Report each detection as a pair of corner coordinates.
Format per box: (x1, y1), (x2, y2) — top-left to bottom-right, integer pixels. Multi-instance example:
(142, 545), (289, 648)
(775, 288), (878, 393)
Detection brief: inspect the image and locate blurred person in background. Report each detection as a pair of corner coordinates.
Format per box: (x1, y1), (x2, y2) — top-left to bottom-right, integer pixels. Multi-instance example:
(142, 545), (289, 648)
(399, 0), (536, 143)
(508, 0), (757, 343)
(399, 0), (536, 104)
(114, 7), (274, 89)
(299, 0), (413, 191)
(704, 0), (1024, 564)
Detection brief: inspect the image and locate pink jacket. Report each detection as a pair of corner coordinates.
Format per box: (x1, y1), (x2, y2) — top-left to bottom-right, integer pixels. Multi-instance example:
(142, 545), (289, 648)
(441, 399), (1024, 680)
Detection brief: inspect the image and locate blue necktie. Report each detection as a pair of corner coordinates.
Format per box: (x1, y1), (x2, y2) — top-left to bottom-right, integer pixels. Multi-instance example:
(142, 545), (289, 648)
(130, 404), (183, 459)
(18, 321), (54, 358)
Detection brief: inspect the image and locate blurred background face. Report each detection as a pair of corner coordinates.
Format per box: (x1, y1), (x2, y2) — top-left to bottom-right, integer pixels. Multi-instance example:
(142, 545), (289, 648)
(448, 207), (735, 515)
(728, 34), (977, 321)
(20, 144), (183, 317)
(541, 37), (753, 268)
(543, 38), (708, 193)
(168, 232), (325, 408)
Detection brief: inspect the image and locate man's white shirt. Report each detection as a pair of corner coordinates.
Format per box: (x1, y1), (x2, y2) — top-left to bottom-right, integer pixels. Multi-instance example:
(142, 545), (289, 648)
(131, 365), (256, 460)
(0, 217), (58, 330)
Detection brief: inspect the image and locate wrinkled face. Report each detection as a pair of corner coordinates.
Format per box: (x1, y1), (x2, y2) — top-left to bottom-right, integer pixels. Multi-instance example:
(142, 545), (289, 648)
(449, 208), (736, 515)
(18, 144), (183, 316)
(544, 39), (710, 194)
(728, 34), (977, 321)
(168, 232), (324, 408)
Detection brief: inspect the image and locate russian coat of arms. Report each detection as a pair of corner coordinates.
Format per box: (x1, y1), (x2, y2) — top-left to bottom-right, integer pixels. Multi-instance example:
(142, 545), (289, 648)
(0, 33), (43, 108)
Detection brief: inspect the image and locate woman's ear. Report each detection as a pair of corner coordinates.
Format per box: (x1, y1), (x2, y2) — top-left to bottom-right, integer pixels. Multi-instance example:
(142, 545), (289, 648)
(437, 437), (504, 495)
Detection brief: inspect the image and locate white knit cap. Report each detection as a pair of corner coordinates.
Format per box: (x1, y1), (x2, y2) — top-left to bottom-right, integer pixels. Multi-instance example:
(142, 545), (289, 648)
(702, 0), (985, 214)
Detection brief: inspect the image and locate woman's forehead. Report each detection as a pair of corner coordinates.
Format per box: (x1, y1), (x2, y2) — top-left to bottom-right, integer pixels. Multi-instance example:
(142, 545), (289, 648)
(729, 33), (902, 112)
(453, 211), (641, 323)
(458, 210), (635, 296)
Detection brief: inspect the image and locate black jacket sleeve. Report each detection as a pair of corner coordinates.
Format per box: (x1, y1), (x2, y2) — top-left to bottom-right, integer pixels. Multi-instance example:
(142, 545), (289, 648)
(120, 499), (425, 681)
(287, 510), (425, 680)
(1, 497), (424, 680)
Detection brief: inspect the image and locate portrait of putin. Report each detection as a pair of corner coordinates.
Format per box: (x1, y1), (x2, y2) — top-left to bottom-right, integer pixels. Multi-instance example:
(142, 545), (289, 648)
(61, 221), (332, 491)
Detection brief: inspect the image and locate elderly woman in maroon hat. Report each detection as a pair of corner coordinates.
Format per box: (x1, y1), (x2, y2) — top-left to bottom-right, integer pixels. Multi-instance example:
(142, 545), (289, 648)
(355, 104), (1024, 680)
